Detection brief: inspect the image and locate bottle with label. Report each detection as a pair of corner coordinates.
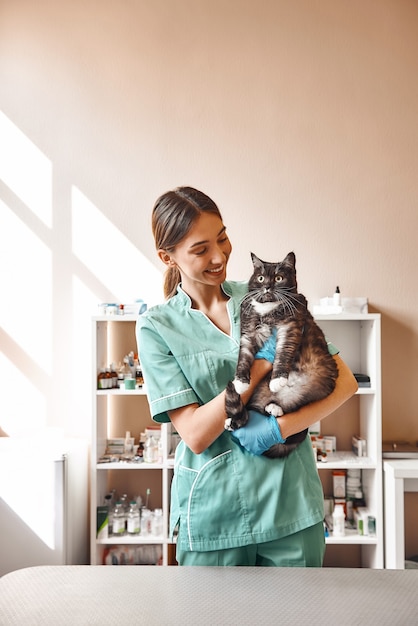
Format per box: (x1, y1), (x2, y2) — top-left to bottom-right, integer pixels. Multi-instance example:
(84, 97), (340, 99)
(332, 504), (345, 537)
(112, 501), (126, 537)
(140, 508), (152, 536)
(105, 368), (112, 389)
(110, 363), (118, 388)
(157, 437), (163, 464)
(144, 434), (157, 463)
(97, 368), (107, 389)
(333, 286), (341, 306)
(121, 356), (132, 382)
(124, 431), (134, 455)
(152, 508), (164, 537)
(127, 501), (140, 535)
(104, 494), (113, 535)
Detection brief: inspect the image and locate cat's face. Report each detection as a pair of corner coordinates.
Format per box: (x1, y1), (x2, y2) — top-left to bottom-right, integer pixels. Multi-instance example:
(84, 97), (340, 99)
(248, 252), (297, 303)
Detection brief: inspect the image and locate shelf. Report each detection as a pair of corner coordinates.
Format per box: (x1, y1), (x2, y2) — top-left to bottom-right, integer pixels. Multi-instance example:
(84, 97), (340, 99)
(317, 452), (377, 470)
(93, 315), (139, 322)
(355, 388), (376, 395)
(96, 388), (148, 396)
(97, 535), (165, 545)
(326, 534), (377, 545)
(96, 462), (165, 470)
(314, 313), (380, 321)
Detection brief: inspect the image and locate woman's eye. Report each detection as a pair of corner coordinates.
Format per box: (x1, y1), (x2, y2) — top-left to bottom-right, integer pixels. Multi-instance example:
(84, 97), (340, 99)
(257, 275), (264, 283)
(275, 275), (283, 283)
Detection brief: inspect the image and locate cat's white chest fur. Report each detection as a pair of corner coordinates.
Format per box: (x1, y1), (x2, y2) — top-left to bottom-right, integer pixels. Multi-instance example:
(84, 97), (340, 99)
(251, 299), (278, 315)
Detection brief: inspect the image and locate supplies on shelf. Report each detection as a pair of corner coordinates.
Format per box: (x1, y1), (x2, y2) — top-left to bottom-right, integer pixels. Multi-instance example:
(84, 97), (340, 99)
(103, 545), (163, 566)
(98, 488), (164, 541)
(352, 435), (367, 457)
(97, 350), (144, 390)
(98, 428), (163, 465)
(323, 468), (376, 537)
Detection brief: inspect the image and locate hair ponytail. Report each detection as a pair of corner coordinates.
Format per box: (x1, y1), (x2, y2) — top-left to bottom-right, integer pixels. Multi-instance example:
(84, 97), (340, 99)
(164, 266), (181, 300)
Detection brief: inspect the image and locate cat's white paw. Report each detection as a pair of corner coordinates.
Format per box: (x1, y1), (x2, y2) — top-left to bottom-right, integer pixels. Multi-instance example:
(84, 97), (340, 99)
(265, 403), (284, 417)
(224, 418), (233, 431)
(233, 379), (250, 394)
(269, 376), (288, 392)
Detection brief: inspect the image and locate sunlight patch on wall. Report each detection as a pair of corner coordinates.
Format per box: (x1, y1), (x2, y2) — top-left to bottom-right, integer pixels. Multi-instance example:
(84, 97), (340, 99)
(71, 276), (98, 438)
(0, 111), (52, 228)
(0, 199), (52, 374)
(0, 441), (62, 549)
(71, 186), (163, 307)
(0, 352), (46, 437)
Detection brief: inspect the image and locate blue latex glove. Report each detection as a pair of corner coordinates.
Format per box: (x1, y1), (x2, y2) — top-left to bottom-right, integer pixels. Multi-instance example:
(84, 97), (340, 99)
(231, 410), (286, 455)
(254, 328), (277, 363)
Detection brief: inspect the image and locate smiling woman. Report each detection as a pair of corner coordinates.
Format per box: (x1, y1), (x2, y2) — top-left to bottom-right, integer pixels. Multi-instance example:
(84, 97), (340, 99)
(136, 186), (357, 567)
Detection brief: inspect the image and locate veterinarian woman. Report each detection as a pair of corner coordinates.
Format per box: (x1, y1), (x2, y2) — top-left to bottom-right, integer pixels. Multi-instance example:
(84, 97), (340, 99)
(136, 186), (358, 567)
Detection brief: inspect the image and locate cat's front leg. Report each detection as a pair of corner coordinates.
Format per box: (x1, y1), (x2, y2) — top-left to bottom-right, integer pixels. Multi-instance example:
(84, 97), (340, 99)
(233, 335), (257, 393)
(225, 381), (249, 430)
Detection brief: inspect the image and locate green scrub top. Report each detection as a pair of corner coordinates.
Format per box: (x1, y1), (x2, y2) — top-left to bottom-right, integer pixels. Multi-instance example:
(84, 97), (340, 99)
(136, 281), (330, 552)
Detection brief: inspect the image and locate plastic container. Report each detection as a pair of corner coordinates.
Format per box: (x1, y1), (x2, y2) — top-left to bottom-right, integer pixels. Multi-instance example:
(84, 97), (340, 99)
(332, 504), (345, 537)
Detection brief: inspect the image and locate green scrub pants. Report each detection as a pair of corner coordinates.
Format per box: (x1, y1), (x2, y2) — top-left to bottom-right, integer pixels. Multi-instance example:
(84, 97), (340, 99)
(176, 521), (325, 567)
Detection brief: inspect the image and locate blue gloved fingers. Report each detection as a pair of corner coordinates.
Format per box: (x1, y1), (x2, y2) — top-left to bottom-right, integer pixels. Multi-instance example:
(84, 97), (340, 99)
(230, 409), (286, 456)
(254, 328), (277, 363)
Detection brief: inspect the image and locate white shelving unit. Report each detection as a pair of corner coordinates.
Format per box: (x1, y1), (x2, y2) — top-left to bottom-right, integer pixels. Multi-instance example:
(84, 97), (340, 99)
(91, 313), (382, 568)
(91, 315), (175, 566)
(314, 313), (382, 568)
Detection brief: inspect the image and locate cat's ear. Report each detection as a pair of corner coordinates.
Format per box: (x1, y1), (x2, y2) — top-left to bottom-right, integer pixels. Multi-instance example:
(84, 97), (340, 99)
(283, 251), (296, 268)
(250, 252), (264, 269)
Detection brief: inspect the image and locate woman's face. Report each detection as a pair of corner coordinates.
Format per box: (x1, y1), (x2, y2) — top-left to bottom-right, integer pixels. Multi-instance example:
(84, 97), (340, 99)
(162, 212), (232, 292)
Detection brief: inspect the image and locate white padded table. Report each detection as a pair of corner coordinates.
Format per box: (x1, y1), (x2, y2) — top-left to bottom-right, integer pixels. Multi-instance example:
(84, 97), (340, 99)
(1, 565), (418, 625)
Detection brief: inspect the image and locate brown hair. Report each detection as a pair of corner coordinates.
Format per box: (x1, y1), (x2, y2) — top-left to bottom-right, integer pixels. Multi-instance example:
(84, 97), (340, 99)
(152, 186), (223, 299)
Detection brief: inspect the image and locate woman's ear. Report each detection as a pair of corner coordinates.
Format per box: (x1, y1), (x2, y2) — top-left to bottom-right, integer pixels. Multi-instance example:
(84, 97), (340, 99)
(158, 249), (176, 267)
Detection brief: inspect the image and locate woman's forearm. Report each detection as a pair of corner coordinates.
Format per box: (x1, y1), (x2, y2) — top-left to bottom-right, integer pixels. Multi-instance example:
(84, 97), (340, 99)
(277, 355), (358, 439)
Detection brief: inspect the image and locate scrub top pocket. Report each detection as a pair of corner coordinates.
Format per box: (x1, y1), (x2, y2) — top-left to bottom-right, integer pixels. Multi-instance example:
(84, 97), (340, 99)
(174, 447), (252, 551)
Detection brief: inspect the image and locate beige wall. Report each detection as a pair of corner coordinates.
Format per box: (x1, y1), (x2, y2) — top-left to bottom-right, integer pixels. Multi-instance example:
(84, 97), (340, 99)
(1, 0), (417, 442)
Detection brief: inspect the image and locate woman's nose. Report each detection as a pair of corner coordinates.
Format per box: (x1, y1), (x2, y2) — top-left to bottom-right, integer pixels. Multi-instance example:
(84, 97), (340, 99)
(211, 247), (225, 263)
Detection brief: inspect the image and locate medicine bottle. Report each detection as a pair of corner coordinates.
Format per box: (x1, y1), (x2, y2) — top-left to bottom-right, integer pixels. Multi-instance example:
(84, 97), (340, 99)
(110, 363), (118, 388)
(127, 501), (140, 535)
(332, 504), (345, 537)
(140, 508), (152, 536)
(152, 508), (164, 537)
(112, 501), (126, 536)
(144, 434), (157, 463)
(97, 369), (107, 390)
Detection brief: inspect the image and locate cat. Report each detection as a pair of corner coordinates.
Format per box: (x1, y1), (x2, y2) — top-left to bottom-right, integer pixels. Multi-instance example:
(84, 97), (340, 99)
(225, 251), (338, 458)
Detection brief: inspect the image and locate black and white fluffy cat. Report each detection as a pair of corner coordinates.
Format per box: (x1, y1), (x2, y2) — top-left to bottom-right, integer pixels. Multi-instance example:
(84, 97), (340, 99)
(225, 251), (338, 458)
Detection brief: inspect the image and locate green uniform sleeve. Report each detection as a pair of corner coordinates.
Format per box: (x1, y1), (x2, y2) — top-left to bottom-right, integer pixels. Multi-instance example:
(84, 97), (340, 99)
(136, 314), (200, 423)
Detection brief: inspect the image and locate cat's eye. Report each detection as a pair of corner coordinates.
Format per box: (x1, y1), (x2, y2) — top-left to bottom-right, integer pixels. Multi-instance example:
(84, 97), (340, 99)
(257, 275), (264, 283)
(275, 275), (284, 283)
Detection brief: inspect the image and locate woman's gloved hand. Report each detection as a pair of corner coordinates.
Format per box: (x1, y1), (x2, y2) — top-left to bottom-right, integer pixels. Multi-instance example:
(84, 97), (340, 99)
(231, 410), (286, 455)
(254, 329), (277, 363)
